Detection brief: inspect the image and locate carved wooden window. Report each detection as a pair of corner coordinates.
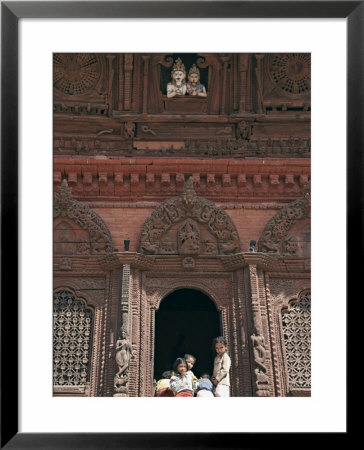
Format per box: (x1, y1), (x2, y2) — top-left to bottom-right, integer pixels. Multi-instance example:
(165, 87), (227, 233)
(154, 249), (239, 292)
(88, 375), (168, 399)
(281, 291), (311, 391)
(53, 290), (93, 386)
(160, 53), (208, 94)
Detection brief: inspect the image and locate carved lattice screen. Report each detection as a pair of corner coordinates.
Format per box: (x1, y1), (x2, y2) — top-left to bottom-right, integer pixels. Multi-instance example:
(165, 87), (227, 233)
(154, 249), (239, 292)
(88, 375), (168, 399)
(282, 291), (311, 391)
(53, 290), (93, 386)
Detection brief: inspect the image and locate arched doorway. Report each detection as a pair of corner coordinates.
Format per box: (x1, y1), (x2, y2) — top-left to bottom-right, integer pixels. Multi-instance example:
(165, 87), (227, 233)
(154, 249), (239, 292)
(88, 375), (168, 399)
(153, 288), (221, 381)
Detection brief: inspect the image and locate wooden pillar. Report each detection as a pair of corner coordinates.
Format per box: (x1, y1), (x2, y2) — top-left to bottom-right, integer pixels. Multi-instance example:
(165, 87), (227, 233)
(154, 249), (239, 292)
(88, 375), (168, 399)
(113, 264), (133, 397)
(141, 55), (150, 116)
(247, 264), (271, 396)
(106, 54), (115, 116)
(124, 54), (133, 110)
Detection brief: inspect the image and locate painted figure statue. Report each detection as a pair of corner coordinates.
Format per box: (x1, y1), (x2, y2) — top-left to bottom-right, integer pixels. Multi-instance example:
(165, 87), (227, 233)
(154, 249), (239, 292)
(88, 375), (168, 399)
(186, 64), (207, 97)
(167, 57), (187, 98)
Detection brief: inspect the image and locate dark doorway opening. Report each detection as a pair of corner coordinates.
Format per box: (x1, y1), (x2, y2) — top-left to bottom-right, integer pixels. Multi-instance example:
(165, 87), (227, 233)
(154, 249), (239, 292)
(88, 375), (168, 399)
(153, 288), (221, 381)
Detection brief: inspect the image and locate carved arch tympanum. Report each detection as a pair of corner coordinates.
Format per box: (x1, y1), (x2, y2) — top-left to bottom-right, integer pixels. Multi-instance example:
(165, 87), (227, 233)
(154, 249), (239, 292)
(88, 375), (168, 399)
(139, 177), (241, 255)
(258, 181), (310, 255)
(54, 179), (114, 254)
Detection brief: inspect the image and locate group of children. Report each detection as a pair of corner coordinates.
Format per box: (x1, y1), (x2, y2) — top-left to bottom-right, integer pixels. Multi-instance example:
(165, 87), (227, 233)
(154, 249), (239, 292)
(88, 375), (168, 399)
(155, 336), (231, 398)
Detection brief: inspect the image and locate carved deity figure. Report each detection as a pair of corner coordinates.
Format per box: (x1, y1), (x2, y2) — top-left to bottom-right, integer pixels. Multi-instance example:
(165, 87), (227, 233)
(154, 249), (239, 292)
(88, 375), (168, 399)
(178, 220), (200, 254)
(167, 58), (187, 98)
(186, 64), (207, 97)
(251, 333), (266, 367)
(115, 335), (134, 379)
(237, 120), (252, 140)
(183, 176), (196, 206)
(254, 368), (269, 385)
(283, 234), (298, 255)
(251, 334), (270, 393)
(124, 121), (135, 139)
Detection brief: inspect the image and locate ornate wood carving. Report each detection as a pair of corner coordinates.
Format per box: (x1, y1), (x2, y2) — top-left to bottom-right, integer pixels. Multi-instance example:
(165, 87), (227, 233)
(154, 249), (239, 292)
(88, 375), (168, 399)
(268, 277), (310, 396)
(112, 264), (134, 396)
(52, 52), (311, 398)
(139, 272), (232, 396)
(54, 179), (114, 254)
(262, 53), (311, 112)
(123, 54), (133, 110)
(53, 290), (94, 393)
(268, 53), (311, 96)
(258, 181), (310, 254)
(246, 265), (271, 396)
(139, 177), (241, 255)
(54, 53), (102, 96)
(281, 291), (311, 394)
(263, 274), (282, 396)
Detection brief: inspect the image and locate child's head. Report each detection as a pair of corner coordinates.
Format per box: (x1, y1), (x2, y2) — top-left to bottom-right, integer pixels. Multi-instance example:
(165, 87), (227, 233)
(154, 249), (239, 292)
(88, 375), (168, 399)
(200, 373), (210, 379)
(212, 336), (228, 357)
(162, 370), (172, 379)
(173, 357), (187, 374)
(184, 354), (196, 371)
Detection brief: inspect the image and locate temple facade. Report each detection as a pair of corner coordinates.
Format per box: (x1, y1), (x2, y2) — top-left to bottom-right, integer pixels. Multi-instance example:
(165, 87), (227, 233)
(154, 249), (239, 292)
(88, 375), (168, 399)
(53, 53), (311, 397)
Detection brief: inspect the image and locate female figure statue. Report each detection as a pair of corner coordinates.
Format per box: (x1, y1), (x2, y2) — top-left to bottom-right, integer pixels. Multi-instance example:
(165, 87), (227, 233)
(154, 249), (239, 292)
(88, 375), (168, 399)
(186, 64), (207, 97)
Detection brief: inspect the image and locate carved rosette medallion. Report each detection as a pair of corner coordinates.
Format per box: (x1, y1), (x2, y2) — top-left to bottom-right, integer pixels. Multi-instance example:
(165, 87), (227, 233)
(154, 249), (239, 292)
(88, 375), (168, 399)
(139, 178), (241, 255)
(269, 53), (311, 95)
(258, 181), (310, 254)
(54, 179), (114, 254)
(54, 53), (100, 95)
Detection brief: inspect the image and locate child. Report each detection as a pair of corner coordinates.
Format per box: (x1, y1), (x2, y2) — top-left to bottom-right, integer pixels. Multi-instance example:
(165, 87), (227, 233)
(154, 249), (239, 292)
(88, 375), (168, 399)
(155, 370), (174, 397)
(184, 353), (198, 384)
(211, 336), (231, 397)
(170, 357), (198, 397)
(196, 373), (214, 398)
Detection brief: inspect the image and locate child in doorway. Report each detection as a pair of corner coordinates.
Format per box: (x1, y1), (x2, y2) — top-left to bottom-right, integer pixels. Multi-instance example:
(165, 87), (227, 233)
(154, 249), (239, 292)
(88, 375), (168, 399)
(211, 336), (231, 397)
(155, 370), (174, 397)
(196, 373), (214, 397)
(170, 357), (198, 397)
(184, 353), (199, 384)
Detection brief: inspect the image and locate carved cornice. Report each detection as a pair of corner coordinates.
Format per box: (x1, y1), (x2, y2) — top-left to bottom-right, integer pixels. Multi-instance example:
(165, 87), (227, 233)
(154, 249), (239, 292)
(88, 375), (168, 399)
(97, 251), (310, 274)
(98, 252), (156, 271)
(221, 252), (277, 271)
(53, 157), (310, 203)
(221, 253), (310, 273)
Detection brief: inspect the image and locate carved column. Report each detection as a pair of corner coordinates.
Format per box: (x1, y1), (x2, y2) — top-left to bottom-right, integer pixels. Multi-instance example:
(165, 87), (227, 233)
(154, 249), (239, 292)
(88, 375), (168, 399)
(113, 264), (133, 397)
(238, 54), (249, 112)
(235, 269), (253, 396)
(117, 54), (124, 110)
(247, 264), (271, 396)
(124, 54), (133, 110)
(254, 54), (264, 114)
(141, 55), (150, 116)
(220, 55), (231, 115)
(106, 54), (115, 116)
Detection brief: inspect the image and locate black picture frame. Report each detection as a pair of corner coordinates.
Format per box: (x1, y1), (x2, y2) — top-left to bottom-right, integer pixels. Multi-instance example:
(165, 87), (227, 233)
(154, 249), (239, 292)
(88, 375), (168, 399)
(1, 1), (358, 448)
